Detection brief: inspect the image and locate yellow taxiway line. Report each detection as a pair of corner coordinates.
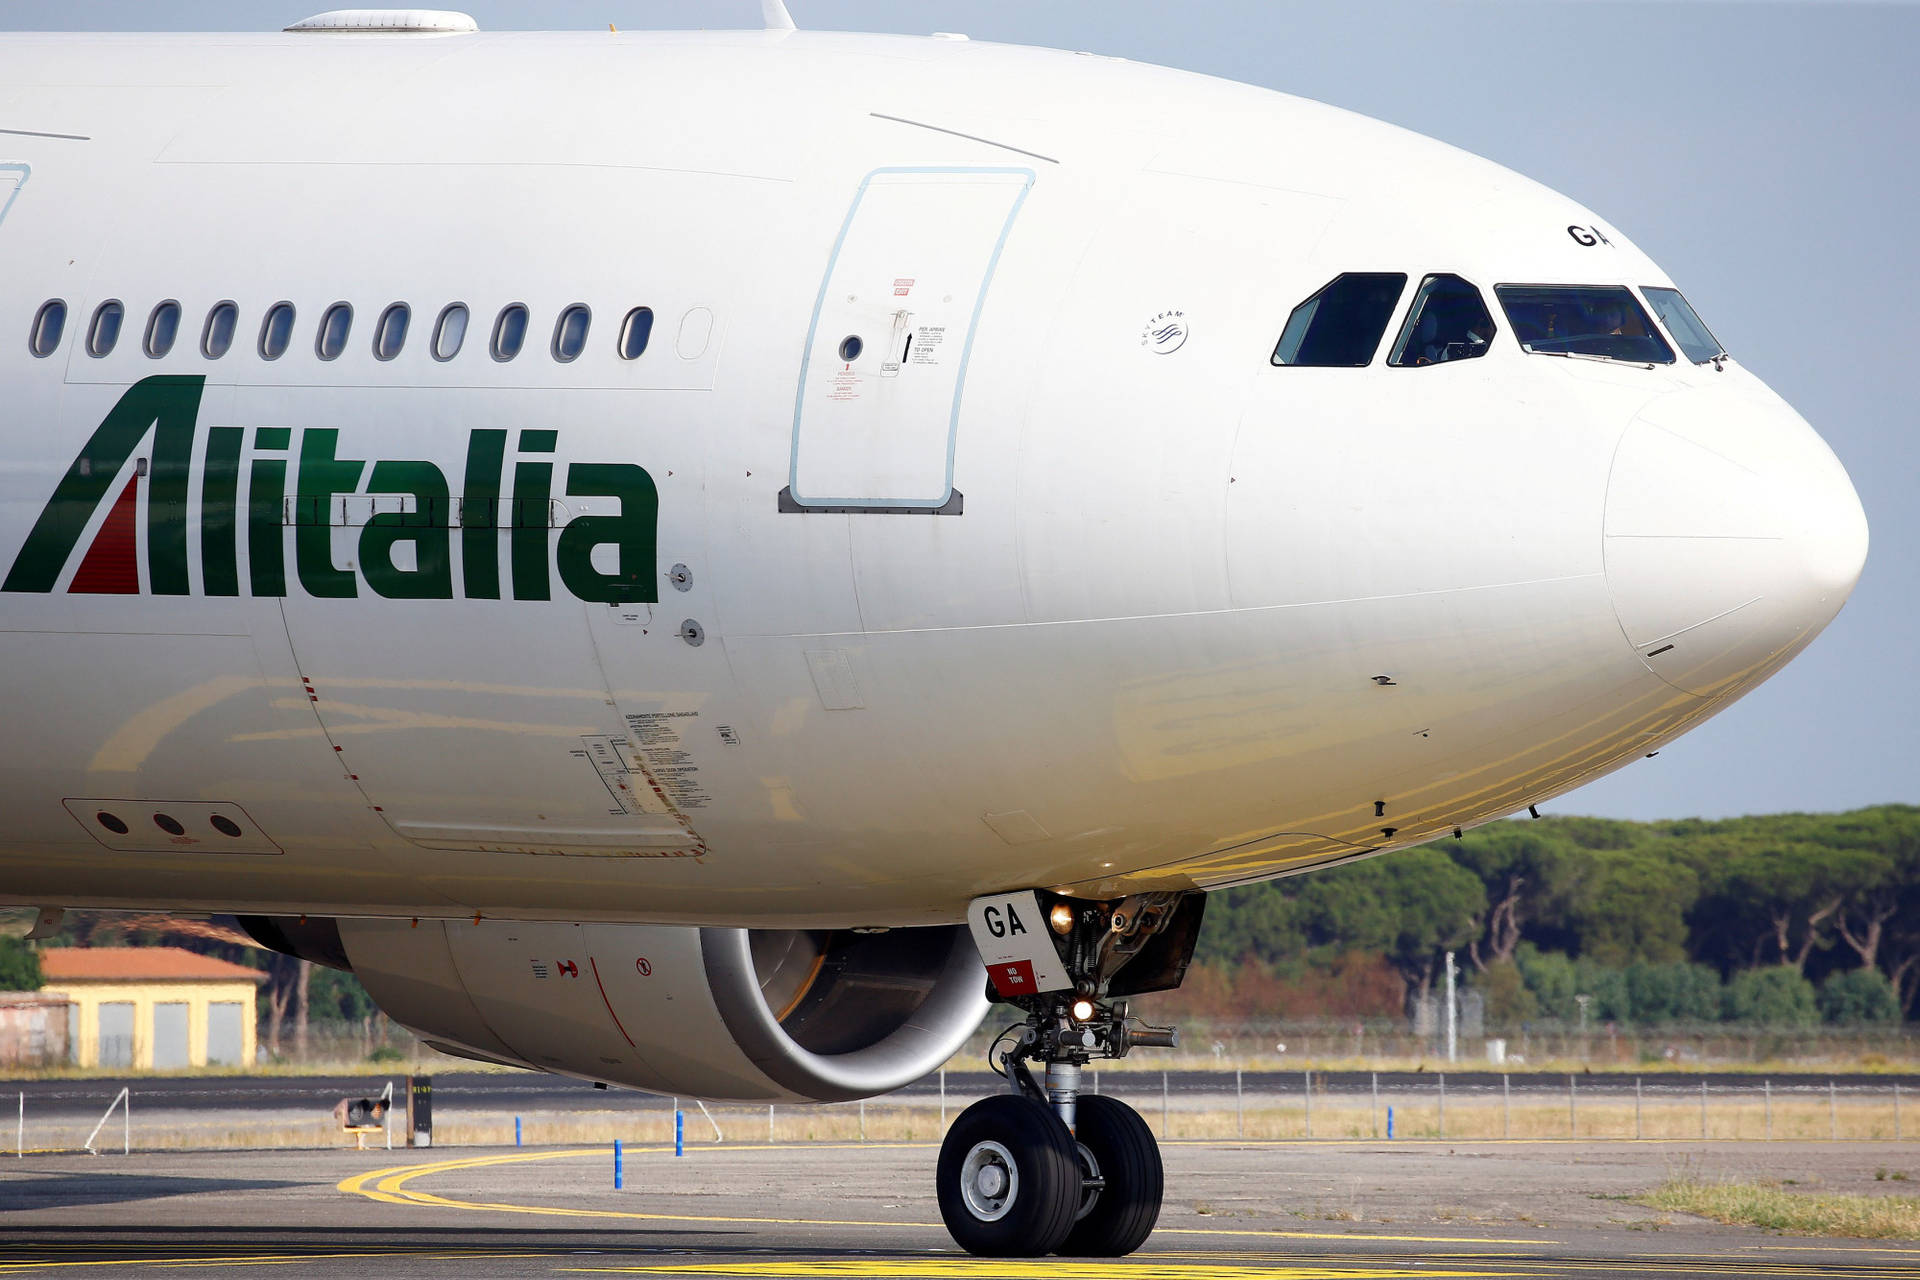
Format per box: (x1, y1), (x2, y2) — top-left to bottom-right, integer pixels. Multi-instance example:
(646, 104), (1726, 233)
(336, 1144), (1557, 1247)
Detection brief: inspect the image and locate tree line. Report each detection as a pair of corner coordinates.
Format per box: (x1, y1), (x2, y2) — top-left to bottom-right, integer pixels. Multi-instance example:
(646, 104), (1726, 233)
(1192, 805), (1920, 1027)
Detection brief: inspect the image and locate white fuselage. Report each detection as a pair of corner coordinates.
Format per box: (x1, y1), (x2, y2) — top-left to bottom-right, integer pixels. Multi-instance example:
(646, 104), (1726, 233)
(0, 28), (1866, 926)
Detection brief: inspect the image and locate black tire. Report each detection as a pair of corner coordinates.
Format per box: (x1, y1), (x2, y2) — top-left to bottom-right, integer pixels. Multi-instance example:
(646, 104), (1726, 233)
(1057, 1093), (1163, 1256)
(936, 1094), (1082, 1257)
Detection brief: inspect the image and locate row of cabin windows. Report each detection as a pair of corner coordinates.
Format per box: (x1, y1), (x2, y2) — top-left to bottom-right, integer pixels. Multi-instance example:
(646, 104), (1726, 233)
(26, 298), (658, 365)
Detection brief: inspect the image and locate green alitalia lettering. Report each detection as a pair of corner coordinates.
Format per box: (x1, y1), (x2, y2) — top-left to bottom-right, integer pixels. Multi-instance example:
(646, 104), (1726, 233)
(510, 432), (554, 602)
(361, 459), (453, 600)
(200, 426), (243, 597)
(294, 428), (365, 599)
(6, 384), (663, 607)
(460, 428), (506, 600)
(558, 463), (660, 604)
(248, 430), (289, 598)
(2, 375), (204, 593)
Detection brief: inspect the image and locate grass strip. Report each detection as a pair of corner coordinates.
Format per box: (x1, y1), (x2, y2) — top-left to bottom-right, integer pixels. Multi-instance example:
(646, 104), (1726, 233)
(1641, 1176), (1920, 1239)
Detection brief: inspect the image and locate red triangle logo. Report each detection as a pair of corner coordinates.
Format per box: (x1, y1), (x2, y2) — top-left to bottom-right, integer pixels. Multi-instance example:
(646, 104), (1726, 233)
(69, 473), (140, 594)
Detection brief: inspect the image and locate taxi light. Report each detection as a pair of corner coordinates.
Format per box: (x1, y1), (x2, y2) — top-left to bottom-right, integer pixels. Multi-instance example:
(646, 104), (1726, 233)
(1048, 904), (1075, 935)
(1071, 998), (1095, 1022)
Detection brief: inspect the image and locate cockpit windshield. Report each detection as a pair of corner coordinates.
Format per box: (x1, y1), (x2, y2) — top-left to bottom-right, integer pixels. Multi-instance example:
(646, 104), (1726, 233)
(1641, 286), (1725, 364)
(1494, 285), (1675, 365)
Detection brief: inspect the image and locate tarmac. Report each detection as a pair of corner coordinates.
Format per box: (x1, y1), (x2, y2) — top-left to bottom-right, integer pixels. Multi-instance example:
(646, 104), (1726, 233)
(7, 1138), (1920, 1277)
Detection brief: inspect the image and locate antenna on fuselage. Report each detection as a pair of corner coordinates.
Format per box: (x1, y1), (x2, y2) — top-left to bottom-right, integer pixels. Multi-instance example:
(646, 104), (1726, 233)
(761, 0), (796, 30)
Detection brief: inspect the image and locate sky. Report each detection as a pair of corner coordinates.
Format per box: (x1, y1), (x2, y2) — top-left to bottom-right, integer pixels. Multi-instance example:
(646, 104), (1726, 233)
(9, 2), (1914, 824)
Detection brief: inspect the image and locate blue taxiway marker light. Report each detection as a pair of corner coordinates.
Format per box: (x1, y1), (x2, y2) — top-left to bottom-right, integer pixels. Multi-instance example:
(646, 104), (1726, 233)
(675, 1108), (685, 1157)
(1386, 1106), (1395, 1140)
(515, 1115), (522, 1147)
(614, 1138), (623, 1189)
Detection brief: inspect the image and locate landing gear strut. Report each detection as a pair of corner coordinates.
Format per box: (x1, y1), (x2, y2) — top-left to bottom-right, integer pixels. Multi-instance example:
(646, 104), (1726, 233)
(940, 890), (1203, 1257)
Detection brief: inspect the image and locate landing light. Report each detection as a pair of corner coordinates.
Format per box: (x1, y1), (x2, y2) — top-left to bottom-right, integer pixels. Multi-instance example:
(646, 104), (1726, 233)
(1070, 998), (1095, 1022)
(1048, 904), (1075, 935)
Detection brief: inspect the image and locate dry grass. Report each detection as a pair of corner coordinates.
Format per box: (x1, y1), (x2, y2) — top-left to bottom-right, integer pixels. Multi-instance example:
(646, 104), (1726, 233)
(1641, 1177), (1920, 1239)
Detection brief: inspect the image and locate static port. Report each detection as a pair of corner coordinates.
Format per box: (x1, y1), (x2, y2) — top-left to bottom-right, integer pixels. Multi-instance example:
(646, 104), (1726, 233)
(210, 815), (243, 838)
(153, 813), (185, 836)
(95, 811), (128, 835)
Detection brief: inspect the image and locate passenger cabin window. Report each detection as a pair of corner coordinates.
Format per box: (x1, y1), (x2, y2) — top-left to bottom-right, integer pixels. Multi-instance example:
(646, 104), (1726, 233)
(316, 303), (352, 360)
(618, 307), (653, 359)
(1389, 275), (1495, 367)
(260, 303), (296, 360)
(145, 301), (182, 358)
(1494, 285), (1674, 364)
(87, 301), (125, 358)
(202, 301), (238, 359)
(29, 300), (66, 357)
(1642, 286), (1725, 364)
(552, 305), (590, 362)
(491, 304), (528, 361)
(432, 303), (468, 361)
(373, 303), (409, 361)
(1272, 272), (1407, 367)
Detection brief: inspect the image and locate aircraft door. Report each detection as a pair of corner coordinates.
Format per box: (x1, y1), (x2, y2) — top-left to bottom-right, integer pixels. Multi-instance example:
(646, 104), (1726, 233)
(784, 167), (1033, 513)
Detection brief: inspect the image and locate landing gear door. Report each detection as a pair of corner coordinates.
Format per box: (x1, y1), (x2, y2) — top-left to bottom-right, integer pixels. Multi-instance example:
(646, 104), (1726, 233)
(786, 167), (1034, 513)
(967, 891), (1073, 998)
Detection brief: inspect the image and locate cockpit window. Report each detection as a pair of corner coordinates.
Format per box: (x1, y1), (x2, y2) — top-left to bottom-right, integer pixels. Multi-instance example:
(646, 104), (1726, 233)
(1271, 272), (1407, 367)
(1388, 274), (1495, 368)
(1494, 285), (1674, 364)
(1641, 286), (1725, 364)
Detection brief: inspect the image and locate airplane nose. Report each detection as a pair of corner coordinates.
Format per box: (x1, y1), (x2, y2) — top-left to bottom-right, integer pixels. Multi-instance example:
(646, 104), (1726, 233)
(1603, 389), (1867, 698)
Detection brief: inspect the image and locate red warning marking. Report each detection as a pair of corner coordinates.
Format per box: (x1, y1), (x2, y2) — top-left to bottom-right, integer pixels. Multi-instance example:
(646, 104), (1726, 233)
(989, 960), (1039, 998)
(590, 957), (637, 1048)
(69, 473), (140, 594)
(893, 277), (915, 296)
(557, 960), (578, 978)
(635, 957), (652, 977)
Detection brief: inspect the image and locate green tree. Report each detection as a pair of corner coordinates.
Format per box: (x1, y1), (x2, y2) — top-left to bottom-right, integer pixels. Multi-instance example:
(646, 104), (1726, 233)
(1571, 957), (1631, 1022)
(1818, 968), (1901, 1026)
(0, 935), (41, 991)
(1290, 850), (1485, 1011)
(1446, 826), (1577, 970)
(1516, 943), (1577, 1020)
(1723, 966), (1819, 1027)
(1193, 884), (1307, 969)
(1624, 961), (1722, 1024)
(1694, 840), (1867, 973)
(1564, 849), (1697, 966)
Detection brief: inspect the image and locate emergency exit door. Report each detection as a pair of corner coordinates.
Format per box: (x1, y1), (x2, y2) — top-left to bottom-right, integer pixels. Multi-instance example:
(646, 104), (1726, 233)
(785, 167), (1034, 513)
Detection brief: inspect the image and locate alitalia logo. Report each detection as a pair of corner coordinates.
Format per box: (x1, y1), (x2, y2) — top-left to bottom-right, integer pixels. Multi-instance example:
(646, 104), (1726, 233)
(2, 376), (658, 603)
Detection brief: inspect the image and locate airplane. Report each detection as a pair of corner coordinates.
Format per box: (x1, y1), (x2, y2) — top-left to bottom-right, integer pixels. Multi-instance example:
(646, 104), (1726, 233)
(0, 4), (1867, 1258)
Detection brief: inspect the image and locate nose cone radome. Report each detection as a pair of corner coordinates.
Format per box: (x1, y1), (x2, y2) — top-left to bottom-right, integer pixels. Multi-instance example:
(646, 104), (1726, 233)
(1604, 389), (1867, 698)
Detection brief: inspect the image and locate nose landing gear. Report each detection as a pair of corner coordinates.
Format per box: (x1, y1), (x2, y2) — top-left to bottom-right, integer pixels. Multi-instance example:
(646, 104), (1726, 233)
(941, 889), (1201, 1257)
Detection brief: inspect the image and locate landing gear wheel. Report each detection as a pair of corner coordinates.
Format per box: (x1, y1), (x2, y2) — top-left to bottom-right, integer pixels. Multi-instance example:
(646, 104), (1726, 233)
(937, 1094), (1081, 1257)
(1058, 1093), (1163, 1256)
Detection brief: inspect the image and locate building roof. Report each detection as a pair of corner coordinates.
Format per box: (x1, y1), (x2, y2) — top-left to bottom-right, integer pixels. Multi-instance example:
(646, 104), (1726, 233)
(38, 947), (268, 985)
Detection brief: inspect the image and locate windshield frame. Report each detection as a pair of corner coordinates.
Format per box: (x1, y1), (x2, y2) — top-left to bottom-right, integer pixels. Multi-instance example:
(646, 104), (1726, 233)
(1492, 283), (1676, 366)
(1640, 285), (1726, 365)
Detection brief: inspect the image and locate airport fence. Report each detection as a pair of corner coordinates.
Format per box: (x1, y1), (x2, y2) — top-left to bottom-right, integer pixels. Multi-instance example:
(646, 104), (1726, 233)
(956, 1016), (1920, 1072)
(12, 1069), (1920, 1153)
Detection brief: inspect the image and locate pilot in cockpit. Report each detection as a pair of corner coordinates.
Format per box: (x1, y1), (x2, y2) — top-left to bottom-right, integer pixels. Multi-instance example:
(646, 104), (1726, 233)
(1410, 298), (1490, 365)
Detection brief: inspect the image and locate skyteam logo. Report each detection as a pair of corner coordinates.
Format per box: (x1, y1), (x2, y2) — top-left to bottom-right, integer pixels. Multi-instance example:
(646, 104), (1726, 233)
(2, 376), (659, 604)
(1140, 309), (1189, 355)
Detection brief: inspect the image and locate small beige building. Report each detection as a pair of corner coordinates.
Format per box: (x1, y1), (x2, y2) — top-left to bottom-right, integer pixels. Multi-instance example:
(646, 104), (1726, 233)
(39, 947), (266, 1070)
